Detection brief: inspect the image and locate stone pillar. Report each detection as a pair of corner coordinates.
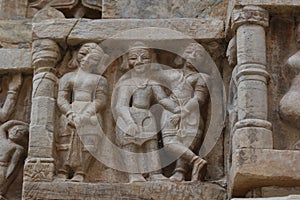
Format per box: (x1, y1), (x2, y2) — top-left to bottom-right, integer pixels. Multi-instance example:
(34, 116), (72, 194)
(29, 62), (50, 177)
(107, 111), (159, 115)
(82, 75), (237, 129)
(24, 39), (61, 182)
(231, 6), (273, 151)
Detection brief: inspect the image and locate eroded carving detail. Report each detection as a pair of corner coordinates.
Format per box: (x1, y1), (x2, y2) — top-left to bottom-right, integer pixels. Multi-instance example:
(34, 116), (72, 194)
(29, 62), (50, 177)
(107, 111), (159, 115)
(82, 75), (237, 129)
(232, 6), (269, 31)
(29, 0), (102, 18)
(280, 49), (300, 149)
(0, 120), (28, 200)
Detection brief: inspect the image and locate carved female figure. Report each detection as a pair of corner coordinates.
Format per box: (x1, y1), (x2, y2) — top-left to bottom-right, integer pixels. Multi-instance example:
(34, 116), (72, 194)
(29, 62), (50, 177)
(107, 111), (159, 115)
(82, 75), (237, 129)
(57, 43), (107, 182)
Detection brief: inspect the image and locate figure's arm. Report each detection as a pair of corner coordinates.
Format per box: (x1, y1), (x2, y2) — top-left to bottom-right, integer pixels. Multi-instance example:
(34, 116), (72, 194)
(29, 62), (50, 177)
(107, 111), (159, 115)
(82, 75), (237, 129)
(181, 74), (209, 116)
(114, 85), (135, 125)
(152, 85), (179, 113)
(93, 77), (108, 112)
(0, 74), (23, 122)
(6, 146), (24, 179)
(57, 75), (73, 116)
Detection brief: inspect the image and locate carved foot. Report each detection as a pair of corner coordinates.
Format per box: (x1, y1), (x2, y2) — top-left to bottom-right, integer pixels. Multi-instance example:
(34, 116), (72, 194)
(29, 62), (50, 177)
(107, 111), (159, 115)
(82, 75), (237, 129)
(54, 173), (68, 182)
(149, 174), (169, 181)
(128, 174), (146, 183)
(293, 140), (300, 150)
(71, 174), (84, 182)
(170, 172), (185, 182)
(191, 157), (207, 182)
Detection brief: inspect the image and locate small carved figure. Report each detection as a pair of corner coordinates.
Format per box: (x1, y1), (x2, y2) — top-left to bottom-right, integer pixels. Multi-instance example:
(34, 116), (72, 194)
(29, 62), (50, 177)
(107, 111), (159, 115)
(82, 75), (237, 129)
(160, 43), (208, 182)
(57, 43), (107, 182)
(226, 36), (238, 131)
(114, 42), (176, 183)
(0, 120), (28, 200)
(0, 74), (22, 124)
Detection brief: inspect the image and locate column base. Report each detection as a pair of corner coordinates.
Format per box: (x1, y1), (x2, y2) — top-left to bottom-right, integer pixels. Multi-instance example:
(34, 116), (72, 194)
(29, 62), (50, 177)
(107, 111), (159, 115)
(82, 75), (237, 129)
(24, 158), (55, 182)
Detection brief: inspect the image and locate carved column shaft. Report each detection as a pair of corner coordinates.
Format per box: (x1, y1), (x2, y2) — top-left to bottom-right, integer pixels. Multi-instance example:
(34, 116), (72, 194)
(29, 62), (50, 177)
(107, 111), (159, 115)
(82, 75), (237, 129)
(24, 39), (61, 182)
(231, 6), (273, 150)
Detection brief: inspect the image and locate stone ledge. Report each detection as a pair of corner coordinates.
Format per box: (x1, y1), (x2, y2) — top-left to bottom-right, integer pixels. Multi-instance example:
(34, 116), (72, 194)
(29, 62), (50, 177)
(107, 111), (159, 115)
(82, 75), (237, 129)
(232, 195), (300, 200)
(0, 49), (32, 72)
(32, 18), (225, 46)
(234, 0), (300, 7)
(230, 149), (300, 197)
(0, 20), (32, 44)
(23, 181), (225, 200)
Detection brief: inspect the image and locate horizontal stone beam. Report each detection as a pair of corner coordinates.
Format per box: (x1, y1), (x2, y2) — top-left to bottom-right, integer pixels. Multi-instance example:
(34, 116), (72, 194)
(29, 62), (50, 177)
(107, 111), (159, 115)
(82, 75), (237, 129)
(0, 20), (32, 44)
(230, 149), (300, 197)
(0, 49), (32, 72)
(234, 0), (300, 7)
(33, 18), (225, 46)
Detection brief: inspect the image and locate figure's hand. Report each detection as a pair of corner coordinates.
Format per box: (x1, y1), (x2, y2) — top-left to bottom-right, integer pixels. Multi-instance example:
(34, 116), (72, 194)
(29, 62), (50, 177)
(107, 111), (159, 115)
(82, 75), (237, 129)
(126, 123), (139, 137)
(173, 106), (181, 114)
(170, 114), (181, 126)
(66, 112), (77, 127)
(8, 73), (23, 92)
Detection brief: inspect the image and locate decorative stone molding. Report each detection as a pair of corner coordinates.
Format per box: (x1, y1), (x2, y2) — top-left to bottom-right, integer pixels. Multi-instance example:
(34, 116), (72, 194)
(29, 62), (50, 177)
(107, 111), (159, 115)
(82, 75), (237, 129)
(231, 6), (269, 31)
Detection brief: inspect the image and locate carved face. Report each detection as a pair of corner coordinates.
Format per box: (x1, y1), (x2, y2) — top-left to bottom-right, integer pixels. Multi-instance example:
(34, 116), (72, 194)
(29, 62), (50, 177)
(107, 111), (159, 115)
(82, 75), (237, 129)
(79, 51), (101, 73)
(128, 48), (151, 73)
(182, 44), (205, 71)
(8, 125), (28, 145)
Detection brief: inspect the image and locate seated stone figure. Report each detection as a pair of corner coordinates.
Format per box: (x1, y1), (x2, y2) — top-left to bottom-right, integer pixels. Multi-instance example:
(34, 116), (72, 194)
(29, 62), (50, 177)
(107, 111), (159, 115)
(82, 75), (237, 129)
(160, 43), (208, 182)
(56, 43), (107, 182)
(0, 120), (28, 200)
(114, 42), (177, 183)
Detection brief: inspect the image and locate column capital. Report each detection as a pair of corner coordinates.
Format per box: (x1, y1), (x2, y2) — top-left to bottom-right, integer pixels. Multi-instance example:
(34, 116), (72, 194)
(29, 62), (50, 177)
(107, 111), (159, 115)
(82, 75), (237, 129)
(231, 6), (269, 31)
(32, 39), (61, 74)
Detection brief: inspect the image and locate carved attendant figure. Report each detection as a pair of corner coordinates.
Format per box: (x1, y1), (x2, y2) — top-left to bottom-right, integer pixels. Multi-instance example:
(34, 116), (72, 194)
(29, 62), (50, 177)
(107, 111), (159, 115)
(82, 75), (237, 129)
(0, 120), (28, 199)
(161, 43), (208, 182)
(114, 42), (176, 183)
(57, 43), (107, 182)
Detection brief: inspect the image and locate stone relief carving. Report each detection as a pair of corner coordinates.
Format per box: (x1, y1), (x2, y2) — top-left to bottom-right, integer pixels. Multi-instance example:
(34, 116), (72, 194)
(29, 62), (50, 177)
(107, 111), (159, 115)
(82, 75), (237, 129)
(113, 42), (209, 183)
(160, 43), (208, 182)
(114, 42), (172, 183)
(56, 43), (107, 182)
(29, 0), (102, 18)
(0, 74), (22, 124)
(0, 120), (28, 200)
(279, 49), (300, 149)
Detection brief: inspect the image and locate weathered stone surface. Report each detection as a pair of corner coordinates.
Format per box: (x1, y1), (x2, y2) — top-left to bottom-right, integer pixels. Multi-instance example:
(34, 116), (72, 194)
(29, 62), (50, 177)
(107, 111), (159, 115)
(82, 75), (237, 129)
(230, 149), (300, 196)
(0, 20), (32, 46)
(32, 18), (224, 45)
(0, 49), (32, 72)
(23, 181), (226, 200)
(102, 0), (225, 19)
(232, 195), (300, 200)
(247, 186), (300, 198)
(0, 0), (28, 20)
